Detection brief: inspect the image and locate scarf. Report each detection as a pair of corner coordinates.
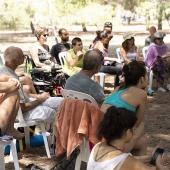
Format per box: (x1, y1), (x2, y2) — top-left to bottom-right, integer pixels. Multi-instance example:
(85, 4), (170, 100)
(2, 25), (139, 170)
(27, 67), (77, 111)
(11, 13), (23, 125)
(145, 43), (168, 69)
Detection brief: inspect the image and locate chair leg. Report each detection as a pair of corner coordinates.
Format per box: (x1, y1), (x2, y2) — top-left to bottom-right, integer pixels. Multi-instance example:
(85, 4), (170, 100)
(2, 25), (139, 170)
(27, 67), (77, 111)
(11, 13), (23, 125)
(74, 146), (82, 170)
(50, 123), (57, 155)
(149, 70), (153, 89)
(10, 141), (20, 170)
(74, 139), (90, 170)
(24, 126), (30, 148)
(39, 122), (51, 158)
(0, 145), (5, 170)
(99, 75), (105, 88)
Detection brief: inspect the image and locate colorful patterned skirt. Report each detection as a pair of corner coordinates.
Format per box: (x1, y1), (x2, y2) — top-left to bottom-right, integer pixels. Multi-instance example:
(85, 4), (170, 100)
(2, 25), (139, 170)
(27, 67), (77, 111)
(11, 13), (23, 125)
(152, 58), (170, 86)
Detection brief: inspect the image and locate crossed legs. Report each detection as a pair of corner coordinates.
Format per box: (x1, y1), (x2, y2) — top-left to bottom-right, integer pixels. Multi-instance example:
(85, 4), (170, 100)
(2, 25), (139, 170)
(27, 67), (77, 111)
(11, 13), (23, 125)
(0, 91), (24, 139)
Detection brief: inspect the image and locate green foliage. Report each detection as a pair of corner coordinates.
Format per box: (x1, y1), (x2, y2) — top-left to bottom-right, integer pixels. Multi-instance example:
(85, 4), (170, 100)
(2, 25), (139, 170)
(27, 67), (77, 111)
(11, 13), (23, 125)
(1, 0), (170, 31)
(0, 0), (36, 30)
(53, 1), (113, 27)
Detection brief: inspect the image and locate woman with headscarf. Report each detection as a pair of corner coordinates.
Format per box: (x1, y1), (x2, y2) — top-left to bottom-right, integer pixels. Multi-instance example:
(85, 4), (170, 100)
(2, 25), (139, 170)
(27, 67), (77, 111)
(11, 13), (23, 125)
(145, 32), (170, 92)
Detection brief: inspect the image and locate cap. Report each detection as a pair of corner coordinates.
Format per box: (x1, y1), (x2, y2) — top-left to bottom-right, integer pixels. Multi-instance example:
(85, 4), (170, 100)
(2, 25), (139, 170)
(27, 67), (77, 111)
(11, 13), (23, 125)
(153, 32), (166, 39)
(123, 32), (135, 41)
(104, 22), (112, 28)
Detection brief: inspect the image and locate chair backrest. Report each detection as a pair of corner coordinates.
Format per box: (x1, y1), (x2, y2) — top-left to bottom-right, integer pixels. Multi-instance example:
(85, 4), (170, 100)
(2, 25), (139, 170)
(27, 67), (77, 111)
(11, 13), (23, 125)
(142, 46), (149, 61)
(60, 89), (98, 107)
(24, 55), (34, 74)
(59, 52), (67, 68)
(116, 48), (124, 63)
(0, 54), (5, 66)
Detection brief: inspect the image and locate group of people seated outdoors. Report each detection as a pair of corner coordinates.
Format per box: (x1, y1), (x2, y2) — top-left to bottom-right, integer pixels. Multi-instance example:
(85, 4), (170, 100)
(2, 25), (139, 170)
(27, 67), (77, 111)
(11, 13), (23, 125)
(0, 22), (169, 169)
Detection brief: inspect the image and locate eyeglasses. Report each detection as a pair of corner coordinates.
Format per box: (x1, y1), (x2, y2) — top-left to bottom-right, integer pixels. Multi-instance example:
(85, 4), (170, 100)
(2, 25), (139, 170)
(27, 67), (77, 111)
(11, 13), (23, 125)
(43, 34), (49, 37)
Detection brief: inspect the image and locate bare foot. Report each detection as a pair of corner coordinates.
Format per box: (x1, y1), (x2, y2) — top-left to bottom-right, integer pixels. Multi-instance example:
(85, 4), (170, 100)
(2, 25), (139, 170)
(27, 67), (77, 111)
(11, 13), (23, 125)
(5, 127), (24, 140)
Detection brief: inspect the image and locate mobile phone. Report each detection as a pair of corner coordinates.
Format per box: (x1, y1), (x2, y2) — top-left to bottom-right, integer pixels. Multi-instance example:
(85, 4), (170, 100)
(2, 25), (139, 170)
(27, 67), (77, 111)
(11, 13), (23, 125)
(156, 148), (164, 154)
(150, 148), (164, 165)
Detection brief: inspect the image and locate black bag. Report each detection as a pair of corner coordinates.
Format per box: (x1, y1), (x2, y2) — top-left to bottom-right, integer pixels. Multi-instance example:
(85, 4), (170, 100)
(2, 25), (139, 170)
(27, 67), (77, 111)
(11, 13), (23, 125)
(51, 148), (80, 170)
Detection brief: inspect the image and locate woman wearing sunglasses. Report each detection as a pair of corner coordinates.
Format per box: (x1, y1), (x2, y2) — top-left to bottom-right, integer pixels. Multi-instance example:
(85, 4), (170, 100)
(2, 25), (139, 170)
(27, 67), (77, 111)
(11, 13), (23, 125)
(120, 32), (140, 65)
(145, 32), (170, 92)
(29, 26), (56, 70)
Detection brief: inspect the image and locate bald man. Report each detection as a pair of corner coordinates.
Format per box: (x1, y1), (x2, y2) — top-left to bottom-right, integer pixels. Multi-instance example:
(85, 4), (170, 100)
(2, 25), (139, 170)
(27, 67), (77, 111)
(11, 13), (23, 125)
(0, 46), (63, 124)
(65, 49), (105, 107)
(145, 26), (157, 46)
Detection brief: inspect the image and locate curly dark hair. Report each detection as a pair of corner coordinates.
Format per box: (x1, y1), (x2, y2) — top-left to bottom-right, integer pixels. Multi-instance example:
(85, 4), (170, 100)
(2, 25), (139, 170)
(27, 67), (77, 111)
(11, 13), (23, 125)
(120, 61), (147, 89)
(97, 106), (137, 145)
(96, 30), (109, 40)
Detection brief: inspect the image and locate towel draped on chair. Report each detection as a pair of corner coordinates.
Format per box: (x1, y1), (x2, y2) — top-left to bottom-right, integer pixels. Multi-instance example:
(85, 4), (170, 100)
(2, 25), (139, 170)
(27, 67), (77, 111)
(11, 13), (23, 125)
(55, 97), (104, 157)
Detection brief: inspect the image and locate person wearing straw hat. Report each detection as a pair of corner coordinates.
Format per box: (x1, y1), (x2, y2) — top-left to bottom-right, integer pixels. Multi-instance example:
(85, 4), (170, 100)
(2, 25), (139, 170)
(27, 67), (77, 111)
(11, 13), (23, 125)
(145, 32), (170, 92)
(120, 32), (140, 65)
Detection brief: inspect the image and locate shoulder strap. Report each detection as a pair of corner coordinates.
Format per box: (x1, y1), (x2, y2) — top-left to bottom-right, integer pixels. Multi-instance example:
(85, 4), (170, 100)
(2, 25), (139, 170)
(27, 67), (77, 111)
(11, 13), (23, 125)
(115, 154), (129, 170)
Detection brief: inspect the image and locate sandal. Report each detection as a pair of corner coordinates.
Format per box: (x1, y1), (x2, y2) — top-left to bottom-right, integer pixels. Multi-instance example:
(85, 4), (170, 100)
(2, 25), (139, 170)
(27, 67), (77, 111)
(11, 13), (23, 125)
(150, 148), (164, 165)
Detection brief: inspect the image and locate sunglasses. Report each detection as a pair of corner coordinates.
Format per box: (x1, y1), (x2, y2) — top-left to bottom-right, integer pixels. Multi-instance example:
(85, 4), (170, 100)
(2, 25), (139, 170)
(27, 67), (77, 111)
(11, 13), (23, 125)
(104, 22), (112, 27)
(155, 38), (163, 40)
(42, 34), (49, 37)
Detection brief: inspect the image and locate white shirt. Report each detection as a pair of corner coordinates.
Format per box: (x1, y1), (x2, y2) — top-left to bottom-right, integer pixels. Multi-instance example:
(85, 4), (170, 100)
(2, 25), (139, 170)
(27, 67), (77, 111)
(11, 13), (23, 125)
(87, 143), (131, 170)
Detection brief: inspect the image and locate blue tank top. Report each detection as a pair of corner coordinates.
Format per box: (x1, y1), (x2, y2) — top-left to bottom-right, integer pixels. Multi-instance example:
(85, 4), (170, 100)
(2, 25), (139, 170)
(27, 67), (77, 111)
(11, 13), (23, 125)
(103, 88), (136, 112)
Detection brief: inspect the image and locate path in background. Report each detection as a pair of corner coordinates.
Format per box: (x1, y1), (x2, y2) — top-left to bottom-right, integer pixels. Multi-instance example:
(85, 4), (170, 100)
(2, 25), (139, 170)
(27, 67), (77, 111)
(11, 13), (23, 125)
(1, 23), (170, 55)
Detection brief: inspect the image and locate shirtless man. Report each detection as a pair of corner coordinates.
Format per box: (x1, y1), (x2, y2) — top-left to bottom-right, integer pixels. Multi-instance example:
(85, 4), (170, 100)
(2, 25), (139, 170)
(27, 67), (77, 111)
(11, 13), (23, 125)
(0, 75), (24, 139)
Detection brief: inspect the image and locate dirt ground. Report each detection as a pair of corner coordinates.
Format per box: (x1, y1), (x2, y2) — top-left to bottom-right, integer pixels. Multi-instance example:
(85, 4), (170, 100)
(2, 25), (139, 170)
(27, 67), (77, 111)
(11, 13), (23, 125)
(1, 24), (170, 169)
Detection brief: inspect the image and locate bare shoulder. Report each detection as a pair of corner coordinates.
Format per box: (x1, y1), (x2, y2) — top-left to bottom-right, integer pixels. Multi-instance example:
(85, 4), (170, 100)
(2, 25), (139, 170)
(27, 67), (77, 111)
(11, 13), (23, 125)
(29, 43), (38, 51)
(121, 156), (153, 170)
(111, 86), (120, 94)
(130, 87), (147, 99)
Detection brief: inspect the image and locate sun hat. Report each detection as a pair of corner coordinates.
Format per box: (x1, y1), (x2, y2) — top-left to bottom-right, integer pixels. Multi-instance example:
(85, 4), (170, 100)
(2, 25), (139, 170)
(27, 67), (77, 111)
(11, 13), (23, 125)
(123, 32), (135, 41)
(153, 32), (166, 40)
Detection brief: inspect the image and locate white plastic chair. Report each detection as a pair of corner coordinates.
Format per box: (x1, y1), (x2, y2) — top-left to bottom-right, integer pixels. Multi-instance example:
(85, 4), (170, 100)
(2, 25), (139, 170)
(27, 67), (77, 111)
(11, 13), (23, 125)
(14, 106), (51, 158)
(58, 51), (67, 68)
(60, 89), (98, 170)
(60, 89), (98, 107)
(91, 72), (107, 88)
(116, 48), (124, 63)
(0, 54), (5, 65)
(142, 46), (154, 88)
(0, 140), (19, 170)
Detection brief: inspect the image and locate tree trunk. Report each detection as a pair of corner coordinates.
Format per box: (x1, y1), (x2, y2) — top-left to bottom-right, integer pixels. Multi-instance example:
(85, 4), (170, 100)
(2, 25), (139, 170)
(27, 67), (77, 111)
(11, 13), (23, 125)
(30, 21), (35, 34)
(146, 10), (150, 31)
(158, 6), (163, 30)
(129, 0), (135, 13)
(81, 22), (87, 32)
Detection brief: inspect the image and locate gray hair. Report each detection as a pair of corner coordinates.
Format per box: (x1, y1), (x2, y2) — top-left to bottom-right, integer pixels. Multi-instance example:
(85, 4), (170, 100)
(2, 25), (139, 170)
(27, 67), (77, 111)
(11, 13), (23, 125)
(83, 49), (104, 70)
